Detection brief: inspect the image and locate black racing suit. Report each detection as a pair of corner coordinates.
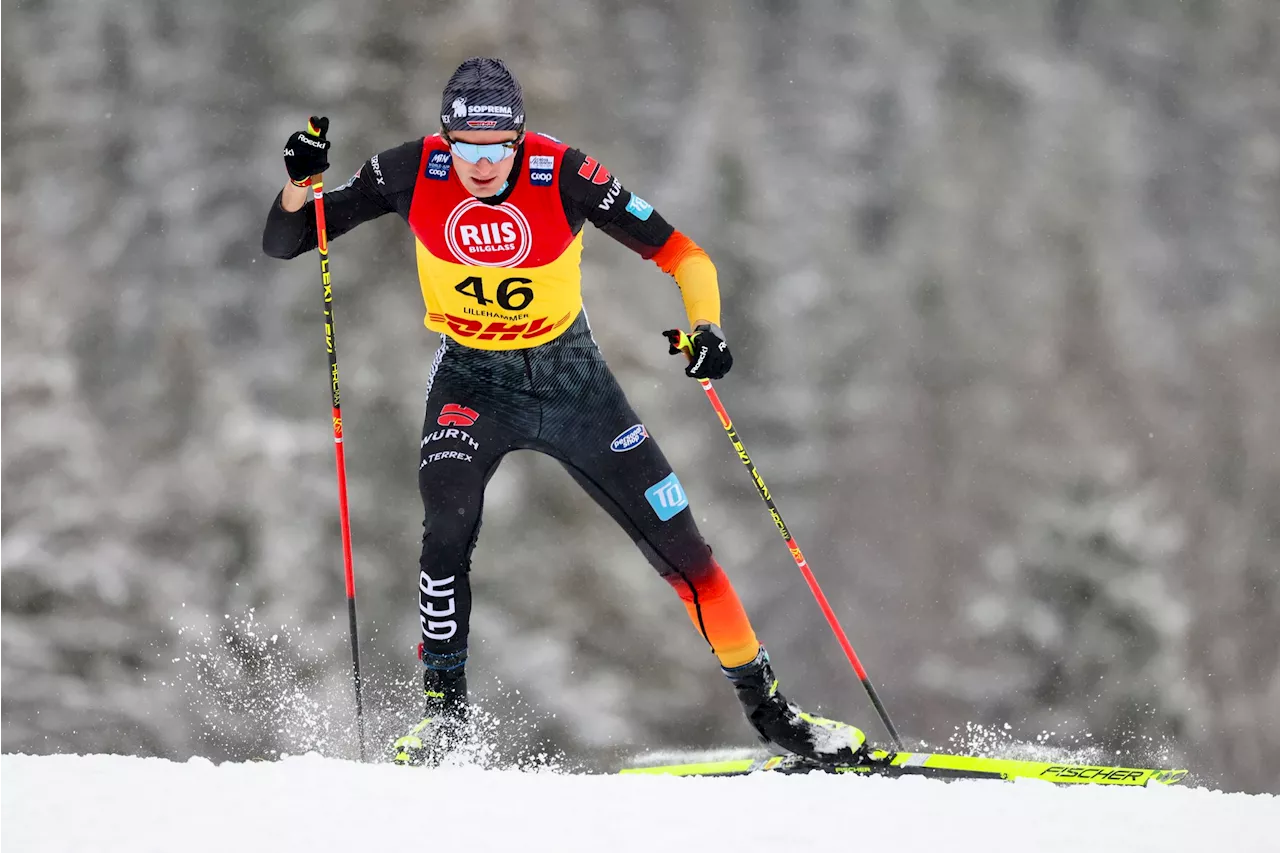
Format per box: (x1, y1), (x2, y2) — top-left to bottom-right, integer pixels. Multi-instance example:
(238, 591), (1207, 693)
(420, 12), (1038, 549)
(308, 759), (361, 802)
(262, 136), (761, 691)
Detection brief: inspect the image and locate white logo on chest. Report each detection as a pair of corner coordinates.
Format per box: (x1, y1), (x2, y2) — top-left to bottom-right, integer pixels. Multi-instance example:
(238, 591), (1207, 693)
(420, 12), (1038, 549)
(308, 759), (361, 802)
(445, 198), (532, 267)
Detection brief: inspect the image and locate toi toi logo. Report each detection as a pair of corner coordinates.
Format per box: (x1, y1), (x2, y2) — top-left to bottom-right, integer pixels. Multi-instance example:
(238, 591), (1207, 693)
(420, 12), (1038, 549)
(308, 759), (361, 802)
(645, 473), (688, 521)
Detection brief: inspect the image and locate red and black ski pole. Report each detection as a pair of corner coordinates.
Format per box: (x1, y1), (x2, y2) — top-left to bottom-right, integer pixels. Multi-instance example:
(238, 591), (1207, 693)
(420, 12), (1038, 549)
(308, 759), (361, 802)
(307, 135), (366, 762)
(666, 330), (904, 750)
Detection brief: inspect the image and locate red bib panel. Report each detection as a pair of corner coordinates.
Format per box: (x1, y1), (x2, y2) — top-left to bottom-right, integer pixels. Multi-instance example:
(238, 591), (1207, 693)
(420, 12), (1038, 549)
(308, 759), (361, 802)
(408, 133), (586, 349)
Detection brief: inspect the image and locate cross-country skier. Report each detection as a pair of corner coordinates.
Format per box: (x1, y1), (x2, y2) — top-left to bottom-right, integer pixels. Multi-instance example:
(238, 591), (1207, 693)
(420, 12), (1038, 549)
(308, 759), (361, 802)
(263, 57), (866, 767)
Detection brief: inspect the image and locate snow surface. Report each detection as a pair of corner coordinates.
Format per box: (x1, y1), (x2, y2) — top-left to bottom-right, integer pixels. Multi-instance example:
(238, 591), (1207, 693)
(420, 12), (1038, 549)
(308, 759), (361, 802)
(3, 753), (1276, 853)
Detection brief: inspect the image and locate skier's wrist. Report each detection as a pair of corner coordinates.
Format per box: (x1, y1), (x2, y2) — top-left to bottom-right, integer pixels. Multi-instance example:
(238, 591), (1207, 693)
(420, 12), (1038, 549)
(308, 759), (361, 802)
(280, 182), (310, 213)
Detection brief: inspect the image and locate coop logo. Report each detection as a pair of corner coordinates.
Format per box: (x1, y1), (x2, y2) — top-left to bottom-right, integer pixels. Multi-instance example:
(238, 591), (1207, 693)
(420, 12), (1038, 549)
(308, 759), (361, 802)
(645, 472), (688, 521)
(529, 154), (555, 186)
(445, 199), (532, 267)
(426, 150), (452, 181)
(419, 573), (457, 641)
(437, 403), (479, 427)
(610, 424), (648, 453)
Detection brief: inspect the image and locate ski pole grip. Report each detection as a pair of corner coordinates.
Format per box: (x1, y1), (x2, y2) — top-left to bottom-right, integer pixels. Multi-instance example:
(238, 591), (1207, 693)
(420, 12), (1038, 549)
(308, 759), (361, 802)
(663, 328), (693, 358)
(307, 116), (330, 186)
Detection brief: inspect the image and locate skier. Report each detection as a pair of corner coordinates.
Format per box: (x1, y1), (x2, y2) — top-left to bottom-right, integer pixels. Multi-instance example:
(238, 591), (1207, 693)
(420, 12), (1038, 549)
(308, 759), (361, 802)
(263, 57), (866, 767)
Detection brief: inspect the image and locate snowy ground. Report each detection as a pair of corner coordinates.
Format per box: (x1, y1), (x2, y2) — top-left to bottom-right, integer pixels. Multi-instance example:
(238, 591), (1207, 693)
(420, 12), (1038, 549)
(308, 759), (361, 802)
(3, 753), (1276, 853)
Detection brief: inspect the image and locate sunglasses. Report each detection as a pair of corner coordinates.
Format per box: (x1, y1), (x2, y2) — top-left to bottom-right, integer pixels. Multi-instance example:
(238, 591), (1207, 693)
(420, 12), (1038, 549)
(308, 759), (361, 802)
(443, 131), (524, 164)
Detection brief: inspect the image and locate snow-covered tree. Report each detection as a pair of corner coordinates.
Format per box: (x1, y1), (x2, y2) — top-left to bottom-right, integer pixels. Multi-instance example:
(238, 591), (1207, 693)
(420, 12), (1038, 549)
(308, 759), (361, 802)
(926, 461), (1204, 760)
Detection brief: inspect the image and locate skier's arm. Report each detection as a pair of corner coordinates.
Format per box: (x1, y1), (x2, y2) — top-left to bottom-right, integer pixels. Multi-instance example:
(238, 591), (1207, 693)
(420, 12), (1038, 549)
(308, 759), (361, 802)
(648, 232), (720, 330)
(263, 139), (422, 259)
(559, 149), (719, 328)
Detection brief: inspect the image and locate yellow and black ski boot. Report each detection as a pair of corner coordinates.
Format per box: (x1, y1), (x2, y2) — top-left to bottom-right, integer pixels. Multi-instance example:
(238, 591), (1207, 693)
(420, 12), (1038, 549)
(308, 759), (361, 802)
(724, 647), (867, 765)
(392, 661), (469, 767)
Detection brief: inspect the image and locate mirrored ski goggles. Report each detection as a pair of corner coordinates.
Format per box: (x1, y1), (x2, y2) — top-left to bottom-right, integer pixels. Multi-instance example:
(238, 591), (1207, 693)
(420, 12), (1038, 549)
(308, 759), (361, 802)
(443, 131), (524, 164)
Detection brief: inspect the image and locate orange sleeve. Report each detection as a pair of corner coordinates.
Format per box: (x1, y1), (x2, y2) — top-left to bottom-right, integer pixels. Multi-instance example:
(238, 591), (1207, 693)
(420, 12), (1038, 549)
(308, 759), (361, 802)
(651, 230), (720, 327)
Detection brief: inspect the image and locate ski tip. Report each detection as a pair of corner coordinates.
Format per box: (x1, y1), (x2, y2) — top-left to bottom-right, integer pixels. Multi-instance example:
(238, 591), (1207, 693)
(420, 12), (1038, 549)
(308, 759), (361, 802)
(1148, 769), (1190, 786)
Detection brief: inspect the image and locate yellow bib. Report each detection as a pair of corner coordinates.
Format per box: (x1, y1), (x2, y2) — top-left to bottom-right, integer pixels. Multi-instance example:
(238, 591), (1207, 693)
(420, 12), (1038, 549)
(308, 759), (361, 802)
(414, 232), (584, 349)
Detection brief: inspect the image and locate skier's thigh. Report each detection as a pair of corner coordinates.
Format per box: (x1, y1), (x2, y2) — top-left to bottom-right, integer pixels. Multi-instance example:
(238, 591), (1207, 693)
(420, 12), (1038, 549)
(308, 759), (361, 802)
(417, 394), (509, 523)
(558, 417), (706, 566)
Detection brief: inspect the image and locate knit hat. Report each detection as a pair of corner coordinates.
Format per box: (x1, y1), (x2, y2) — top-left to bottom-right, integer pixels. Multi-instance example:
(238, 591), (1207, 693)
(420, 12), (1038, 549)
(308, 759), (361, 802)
(441, 57), (525, 133)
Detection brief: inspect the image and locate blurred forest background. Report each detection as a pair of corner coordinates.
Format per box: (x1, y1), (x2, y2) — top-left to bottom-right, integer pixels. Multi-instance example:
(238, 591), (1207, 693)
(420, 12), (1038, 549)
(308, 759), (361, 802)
(3, 0), (1278, 792)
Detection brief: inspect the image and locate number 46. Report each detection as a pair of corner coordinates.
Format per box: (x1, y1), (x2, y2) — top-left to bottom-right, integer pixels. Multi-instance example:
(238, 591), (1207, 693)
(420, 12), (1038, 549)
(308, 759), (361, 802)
(454, 276), (534, 311)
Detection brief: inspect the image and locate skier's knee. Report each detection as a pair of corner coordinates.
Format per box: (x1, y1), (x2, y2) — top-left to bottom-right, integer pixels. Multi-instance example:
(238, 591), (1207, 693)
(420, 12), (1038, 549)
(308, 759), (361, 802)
(637, 537), (713, 580)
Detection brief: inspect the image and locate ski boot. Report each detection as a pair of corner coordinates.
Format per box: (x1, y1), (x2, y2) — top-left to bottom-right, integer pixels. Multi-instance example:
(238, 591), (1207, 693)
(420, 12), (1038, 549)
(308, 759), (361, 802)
(724, 647), (867, 765)
(392, 656), (469, 767)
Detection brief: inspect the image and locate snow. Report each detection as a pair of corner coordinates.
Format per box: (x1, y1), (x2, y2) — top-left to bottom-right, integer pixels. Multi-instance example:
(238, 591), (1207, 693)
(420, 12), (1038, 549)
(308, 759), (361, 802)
(3, 753), (1277, 853)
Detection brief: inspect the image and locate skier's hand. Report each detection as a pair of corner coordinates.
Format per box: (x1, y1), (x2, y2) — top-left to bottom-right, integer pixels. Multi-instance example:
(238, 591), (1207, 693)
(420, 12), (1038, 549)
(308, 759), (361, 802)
(663, 323), (733, 380)
(282, 116), (331, 187)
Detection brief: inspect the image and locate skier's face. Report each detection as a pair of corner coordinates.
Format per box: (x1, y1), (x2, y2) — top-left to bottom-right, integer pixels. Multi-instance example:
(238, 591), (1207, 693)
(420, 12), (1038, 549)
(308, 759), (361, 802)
(447, 130), (520, 198)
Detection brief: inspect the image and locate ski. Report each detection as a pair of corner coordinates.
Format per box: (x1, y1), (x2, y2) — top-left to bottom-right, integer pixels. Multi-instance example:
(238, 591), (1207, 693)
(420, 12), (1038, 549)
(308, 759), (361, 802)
(619, 748), (1189, 786)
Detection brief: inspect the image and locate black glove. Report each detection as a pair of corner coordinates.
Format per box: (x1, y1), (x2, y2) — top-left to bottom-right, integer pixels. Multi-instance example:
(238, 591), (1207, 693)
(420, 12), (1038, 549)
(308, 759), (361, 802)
(665, 323), (733, 380)
(282, 116), (331, 187)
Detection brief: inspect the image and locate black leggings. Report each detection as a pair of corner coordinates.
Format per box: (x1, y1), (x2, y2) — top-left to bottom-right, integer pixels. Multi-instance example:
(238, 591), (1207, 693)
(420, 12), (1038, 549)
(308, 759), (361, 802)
(416, 314), (749, 671)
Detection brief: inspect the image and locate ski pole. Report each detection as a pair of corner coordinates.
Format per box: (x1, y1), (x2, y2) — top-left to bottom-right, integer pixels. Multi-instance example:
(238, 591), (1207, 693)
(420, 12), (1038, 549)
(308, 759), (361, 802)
(307, 136), (366, 762)
(665, 330), (904, 749)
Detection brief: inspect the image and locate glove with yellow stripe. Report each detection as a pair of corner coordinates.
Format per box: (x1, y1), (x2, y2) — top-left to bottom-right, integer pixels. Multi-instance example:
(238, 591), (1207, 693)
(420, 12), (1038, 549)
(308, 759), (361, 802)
(282, 116), (331, 188)
(664, 323), (733, 380)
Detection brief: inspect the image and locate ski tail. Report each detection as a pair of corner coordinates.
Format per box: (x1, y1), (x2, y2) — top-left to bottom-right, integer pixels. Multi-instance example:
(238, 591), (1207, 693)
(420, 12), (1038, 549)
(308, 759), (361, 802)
(619, 749), (1189, 786)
